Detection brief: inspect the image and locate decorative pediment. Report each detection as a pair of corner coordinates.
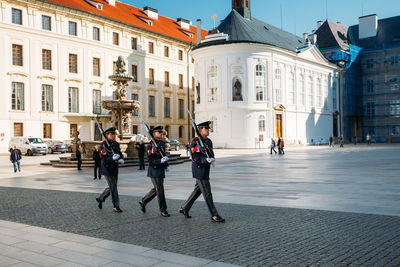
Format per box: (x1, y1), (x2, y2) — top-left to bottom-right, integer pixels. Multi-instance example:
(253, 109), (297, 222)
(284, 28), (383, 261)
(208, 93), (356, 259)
(65, 78), (82, 83)
(89, 81), (104, 86)
(38, 74), (56, 80)
(298, 45), (335, 66)
(7, 71), (28, 77)
(274, 104), (286, 110)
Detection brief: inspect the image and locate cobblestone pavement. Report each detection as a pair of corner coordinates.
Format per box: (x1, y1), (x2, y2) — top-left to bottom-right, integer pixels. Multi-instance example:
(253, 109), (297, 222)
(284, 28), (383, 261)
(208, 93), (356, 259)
(1, 187), (400, 267)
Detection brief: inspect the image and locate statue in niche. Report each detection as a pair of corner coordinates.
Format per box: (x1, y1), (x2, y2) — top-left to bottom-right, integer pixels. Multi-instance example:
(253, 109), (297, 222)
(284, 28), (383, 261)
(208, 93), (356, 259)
(115, 56), (126, 75)
(196, 82), (201, 104)
(232, 78), (243, 101)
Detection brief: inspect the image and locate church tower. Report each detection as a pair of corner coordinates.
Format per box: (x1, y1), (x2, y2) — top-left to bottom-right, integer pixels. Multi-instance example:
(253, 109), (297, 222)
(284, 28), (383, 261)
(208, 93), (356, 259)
(232, 0), (251, 19)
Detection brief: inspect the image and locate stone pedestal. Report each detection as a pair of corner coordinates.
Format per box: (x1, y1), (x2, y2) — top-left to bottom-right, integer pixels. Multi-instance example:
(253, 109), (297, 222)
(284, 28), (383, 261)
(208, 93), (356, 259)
(118, 135), (138, 158)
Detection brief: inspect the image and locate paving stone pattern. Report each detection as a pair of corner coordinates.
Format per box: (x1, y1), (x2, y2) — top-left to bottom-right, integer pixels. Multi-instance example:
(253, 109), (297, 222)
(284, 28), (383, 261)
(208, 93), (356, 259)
(1, 187), (400, 266)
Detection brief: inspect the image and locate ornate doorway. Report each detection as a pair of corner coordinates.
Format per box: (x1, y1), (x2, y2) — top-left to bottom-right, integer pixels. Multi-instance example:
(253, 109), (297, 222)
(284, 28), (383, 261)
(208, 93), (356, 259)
(276, 114), (282, 137)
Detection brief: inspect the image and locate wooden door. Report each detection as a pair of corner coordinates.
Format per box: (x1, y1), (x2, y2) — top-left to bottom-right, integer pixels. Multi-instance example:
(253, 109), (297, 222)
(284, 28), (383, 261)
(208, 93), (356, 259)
(276, 114), (282, 137)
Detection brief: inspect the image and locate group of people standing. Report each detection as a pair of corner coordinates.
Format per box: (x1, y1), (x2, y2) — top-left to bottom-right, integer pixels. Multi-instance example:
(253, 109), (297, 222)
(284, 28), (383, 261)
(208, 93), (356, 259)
(270, 137), (285, 155)
(94, 122), (225, 223)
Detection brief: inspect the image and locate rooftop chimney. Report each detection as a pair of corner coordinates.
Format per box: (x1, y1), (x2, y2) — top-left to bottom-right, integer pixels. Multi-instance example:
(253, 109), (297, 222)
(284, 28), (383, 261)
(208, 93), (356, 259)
(359, 14), (378, 39)
(232, 0), (251, 20)
(106, 0), (115, 6)
(196, 19), (202, 44)
(317, 20), (323, 29)
(177, 18), (191, 30)
(144, 6), (158, 20)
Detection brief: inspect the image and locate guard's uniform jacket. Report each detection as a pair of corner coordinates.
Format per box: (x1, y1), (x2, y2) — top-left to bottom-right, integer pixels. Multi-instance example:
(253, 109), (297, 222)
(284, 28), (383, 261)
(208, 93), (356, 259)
(190, 137), (214, 180)
(99, 141), (123, 177)
(147, 140), (168, 178)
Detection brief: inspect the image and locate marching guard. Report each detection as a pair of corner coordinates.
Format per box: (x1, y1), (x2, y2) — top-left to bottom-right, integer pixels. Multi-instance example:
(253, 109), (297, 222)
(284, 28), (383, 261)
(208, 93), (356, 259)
(139, 125), (170, 217)
(95, 127), (125, 213)
(180, 121), (225, 223)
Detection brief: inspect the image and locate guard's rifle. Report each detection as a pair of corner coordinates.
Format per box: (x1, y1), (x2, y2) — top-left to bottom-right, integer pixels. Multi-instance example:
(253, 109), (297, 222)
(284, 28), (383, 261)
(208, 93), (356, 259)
(94, 117), (115, 155)
(187, 110), (214, 165)
(140, 117), (165, 157)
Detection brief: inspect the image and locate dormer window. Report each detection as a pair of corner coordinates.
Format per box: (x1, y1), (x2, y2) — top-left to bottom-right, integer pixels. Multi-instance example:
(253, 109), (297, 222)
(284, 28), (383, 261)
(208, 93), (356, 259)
(180, 30), (194, 38)
(85, 0), (103, 10)
(138, 16), (153, 26)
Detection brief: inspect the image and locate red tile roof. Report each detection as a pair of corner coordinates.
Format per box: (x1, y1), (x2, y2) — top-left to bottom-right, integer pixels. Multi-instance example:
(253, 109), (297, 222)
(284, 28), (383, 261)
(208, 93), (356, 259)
(41, 0), (207, 44)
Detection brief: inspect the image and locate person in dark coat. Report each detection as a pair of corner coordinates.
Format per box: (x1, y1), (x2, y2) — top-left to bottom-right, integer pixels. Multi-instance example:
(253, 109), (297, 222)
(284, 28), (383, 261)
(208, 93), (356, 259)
(270, 138), (277, 154)
(10, 146), (22, 173)
(329, 135), (334, 147)
(96, 127), (125, 213)
(277, 137), (282, 154)
(179, 121), (225, 223)
(76, 144), (82, 170)
(92, 145), (101, 180)
(139, 125), (170, 217)
(136, 141), (145, 170)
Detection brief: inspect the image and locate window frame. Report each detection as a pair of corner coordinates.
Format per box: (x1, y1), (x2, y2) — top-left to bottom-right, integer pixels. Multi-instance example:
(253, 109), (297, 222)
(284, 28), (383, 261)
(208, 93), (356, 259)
(12, 8), (22, 25)
(68, 87), (79, 113)
(11, 82), (24, 111)
(12, 44), (23, 66)
(69, 53), (78, 73)
(41, 84), (53, 112)
(68, 21), (77, 36)
(42, 15), (51, 31)
(93, 57), (100, 77)
(93, 27), (100, 41)
(42, 49), (52, 70)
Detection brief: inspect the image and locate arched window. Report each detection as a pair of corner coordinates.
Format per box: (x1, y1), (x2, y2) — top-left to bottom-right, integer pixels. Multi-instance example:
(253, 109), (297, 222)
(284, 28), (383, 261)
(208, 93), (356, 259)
(298, 74), (305, 106)
(307, 76), (314, 107)
(274, 68), (281, 103)
(255, 64), (266, 101)
(210, 116), (217, 133)
(208, 66), (218, 102)
(316, 78), (322, 107)
(258, 115), (266, 132)
(332, 81), (337, 110)
(288, 72), (295, 105)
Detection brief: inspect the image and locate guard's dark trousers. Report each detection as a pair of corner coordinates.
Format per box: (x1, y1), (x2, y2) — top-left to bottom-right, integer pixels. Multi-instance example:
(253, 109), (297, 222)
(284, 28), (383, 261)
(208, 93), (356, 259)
(99, 175), (119, 208)
(142, 178), (167, 212)
(94, 162), (101, 179)
(182, 179), (218, 216)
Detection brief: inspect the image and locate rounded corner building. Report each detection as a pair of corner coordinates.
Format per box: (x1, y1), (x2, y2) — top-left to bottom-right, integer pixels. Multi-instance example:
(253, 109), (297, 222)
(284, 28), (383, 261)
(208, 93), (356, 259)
(191, 0), (340, 148)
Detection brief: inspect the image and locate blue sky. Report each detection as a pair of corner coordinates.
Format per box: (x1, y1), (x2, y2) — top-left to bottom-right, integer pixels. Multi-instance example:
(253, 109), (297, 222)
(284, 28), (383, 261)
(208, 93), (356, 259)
(120, 0), (399, 36)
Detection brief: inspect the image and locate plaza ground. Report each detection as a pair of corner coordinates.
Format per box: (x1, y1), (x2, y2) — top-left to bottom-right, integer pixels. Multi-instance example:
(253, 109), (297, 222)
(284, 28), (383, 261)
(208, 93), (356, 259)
(0, 144), (400, 266)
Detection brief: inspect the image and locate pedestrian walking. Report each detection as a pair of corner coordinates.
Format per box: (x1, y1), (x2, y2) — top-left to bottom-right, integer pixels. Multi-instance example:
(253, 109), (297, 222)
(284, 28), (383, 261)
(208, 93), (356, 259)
(179, 121), (225, 223)
(139, 125), (170, 217)
(136, 141), (146, 170)
(279, 138), (285, 155)
(366, 133), (371, 145)
(92, 145), (101, 180)
(353, 136), (357, 145)
(329, 135), (334, 147)
(10, 146), (22, 173)
(76, 144), (83, 170)
(96, 127), (125, 213)
(270, 138), (277, 154)
(340, 135), (344, 147)
(277, 137), (282, 154)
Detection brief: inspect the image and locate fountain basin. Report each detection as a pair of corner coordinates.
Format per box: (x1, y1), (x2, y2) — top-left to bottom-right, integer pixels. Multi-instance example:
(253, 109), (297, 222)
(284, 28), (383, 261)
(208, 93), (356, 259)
(102, 100), (140, 111)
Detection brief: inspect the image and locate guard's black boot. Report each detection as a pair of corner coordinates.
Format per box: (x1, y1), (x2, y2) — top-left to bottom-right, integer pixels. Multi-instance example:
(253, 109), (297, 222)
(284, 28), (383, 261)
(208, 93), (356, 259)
(113, 207), (123, 213)
(96, 197), (102, 210)
(211, 215), (225, 223)
(139, 201), (146, 213)
(161, 211), (170, 217)
(179, 208), (191, 218)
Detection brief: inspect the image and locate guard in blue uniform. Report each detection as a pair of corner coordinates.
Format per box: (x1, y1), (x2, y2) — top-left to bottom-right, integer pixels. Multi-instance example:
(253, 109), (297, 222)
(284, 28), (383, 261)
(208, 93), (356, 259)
(95, 127), (125, 213)
(179, 121), (225, 223)
(139, 125), (170, 217)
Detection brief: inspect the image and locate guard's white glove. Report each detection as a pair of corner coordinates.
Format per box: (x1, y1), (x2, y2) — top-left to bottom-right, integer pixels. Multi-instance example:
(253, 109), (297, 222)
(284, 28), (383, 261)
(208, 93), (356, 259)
(206, 158), (215, 164)
(118, 159), (125, 164)
(161, 156), (169, 163)
(112, 154), (120, 161)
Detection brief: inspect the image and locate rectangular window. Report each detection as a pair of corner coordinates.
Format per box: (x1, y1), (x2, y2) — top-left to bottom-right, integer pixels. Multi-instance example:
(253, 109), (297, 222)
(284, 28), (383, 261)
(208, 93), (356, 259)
(42, 15), (51, 31)
(366, 102), (375, 119)
(179, 74), (183, 89)
(179, 99), (184, 119)
(164, 71), (170, 87)
(14, 123), (23, 137)
(131, 65), (138, 82)
(41, 84), (53, 112)
(132, 93), (139, 116)
(69, 21), (77, 36)
(68, 87), (79, 113)
(42, 49), (52, 70)
(69, 54), (77, 73)
(164, 97), (170, 118)
(12, 44), (23, 66)
(93, 90), (101, 114)
(148, 42), (154, 54)
(149, 95), (155, 117)
(11, 82), (24, 111)
(192, 76), (195, 91)
(93, 58), (100, 76)
(164, 46), (169, 57)
(70, 124), (77, 138)
(93, 27), (100, 41)
(149, 68), (154, 85)
(179, 126), (183, 138)
(178, 50), (183, 61)
(366, 59), (374, 69)
(131, 37), (137, 50)
(12, 8), (22, 25)
(113, 32), (119, 45)
(367, 80), (374, 93)
(391, 56), (399, 66)
(132, 125), (138, 134)
(43, 123), (52, 138)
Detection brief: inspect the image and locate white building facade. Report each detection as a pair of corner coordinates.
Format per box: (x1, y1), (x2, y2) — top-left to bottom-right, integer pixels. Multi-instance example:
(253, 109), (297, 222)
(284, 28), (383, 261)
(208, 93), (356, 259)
(0, 0), (202, 153)
(191, 2), (339, 148)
